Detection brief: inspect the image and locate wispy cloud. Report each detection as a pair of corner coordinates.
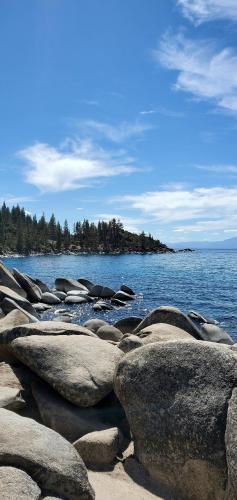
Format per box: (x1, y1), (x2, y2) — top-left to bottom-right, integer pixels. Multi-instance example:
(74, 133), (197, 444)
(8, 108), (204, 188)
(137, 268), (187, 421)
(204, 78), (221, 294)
(79, 99), (100, 106)
(18, 138), (139, 193)
(155, 32), (237, 114)
(140, 106), (184, 117)
(80, 120), (152, 143)
(115, 186), (237, 237)
(0, 195), (35, 206)
(196, 164), (237, 173)
(177, 0), (237, 24)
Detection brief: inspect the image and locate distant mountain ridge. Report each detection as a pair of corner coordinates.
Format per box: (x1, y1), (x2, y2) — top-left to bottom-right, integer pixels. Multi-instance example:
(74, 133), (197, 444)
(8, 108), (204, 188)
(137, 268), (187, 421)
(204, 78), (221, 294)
(167, 237), (237, 250)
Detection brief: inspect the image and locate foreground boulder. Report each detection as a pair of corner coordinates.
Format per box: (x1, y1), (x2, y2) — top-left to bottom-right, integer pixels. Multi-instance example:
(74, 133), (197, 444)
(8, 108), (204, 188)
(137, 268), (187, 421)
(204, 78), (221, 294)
(10, 334), (123, 407)
(134, 306), (202, 339)
(0, 261), (26, 298)
(114, 340), (237, 500)
(0, 466), (41, 500)
(0, 409), (94, 499)
(13, 268), (42, 302)
(1, 320), (96, 344)
(74, 427), (123, 466)
(0, 298), (39, 323)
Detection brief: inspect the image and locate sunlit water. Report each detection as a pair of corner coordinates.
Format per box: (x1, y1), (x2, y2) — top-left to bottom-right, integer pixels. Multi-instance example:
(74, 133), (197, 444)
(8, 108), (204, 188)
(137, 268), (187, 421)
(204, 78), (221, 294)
(2, 250), (237, 340)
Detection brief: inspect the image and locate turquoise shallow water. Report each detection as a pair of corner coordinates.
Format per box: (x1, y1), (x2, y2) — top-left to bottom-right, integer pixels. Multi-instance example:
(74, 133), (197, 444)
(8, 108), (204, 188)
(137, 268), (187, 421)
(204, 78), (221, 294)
(2, 250), (237, 341)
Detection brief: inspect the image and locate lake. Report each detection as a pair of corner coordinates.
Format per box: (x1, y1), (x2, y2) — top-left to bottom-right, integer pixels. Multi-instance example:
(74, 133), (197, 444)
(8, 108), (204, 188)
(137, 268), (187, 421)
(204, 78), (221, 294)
(2, 250), (237, 341)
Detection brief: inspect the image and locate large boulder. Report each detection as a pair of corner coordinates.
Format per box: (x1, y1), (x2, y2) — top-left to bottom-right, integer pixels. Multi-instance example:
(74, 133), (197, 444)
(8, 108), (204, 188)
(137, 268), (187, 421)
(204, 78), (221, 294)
(13, 269), (42, 302)
(0, 298), (39, 323)
(0, 286), (38, 317)
(0, 466), (41, 500)
(10, 334), (123, 407)
(114, 317), (142, 334)
(26, 274), (50, 293)
(0, 408), (94, 499)
(138, 323), (195, 344)
(74, 427), (123, 466)
(89, 285), (115, 298)
(55, 278), (88, 293)
(114, 340), (237, 500)
(32, 381), (121, 442)
(134, 306), (202, 339)
(96, 325), (123, 342)
(0, 261), (26, 298)
(0, 320), (96, 345)
(78, 277), (94, 292)
(0, 309), (30, 330)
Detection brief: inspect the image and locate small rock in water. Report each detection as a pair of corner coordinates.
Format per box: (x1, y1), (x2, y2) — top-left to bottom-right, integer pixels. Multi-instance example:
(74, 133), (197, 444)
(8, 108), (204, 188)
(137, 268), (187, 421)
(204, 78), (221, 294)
(120, 284), (135, 295)
(65, 296), (88, 304)
(41, 292), (61, 305)
(113, 291), (135, 302)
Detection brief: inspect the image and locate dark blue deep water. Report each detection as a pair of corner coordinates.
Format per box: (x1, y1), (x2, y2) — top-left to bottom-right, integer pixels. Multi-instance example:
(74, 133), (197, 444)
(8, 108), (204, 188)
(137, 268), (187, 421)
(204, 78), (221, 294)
(2, 250), (237, 340)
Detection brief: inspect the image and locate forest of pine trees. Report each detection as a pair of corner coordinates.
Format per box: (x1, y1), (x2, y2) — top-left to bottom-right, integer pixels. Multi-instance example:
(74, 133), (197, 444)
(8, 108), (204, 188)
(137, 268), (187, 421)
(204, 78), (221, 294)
(0, 203), (172, 255)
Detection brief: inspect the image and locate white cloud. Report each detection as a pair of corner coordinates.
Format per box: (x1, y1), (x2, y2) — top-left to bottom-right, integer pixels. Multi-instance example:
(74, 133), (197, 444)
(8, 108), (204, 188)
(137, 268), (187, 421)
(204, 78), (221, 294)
(81, 120), (152, 143)
(140, 106), (184, 117)
(115, 186), (237, 237)
(196, 164), (237, 173)
(94, 213), (147, 233)
(0, 195), (35, 205)
(18, 138), (139, 193)
(155, 32), (237, 114)
(178, 0), (237, 24)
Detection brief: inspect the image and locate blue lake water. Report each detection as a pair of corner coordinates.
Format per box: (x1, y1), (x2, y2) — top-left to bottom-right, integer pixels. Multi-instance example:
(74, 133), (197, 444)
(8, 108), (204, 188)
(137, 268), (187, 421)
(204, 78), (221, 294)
(2, 250), (237, 341)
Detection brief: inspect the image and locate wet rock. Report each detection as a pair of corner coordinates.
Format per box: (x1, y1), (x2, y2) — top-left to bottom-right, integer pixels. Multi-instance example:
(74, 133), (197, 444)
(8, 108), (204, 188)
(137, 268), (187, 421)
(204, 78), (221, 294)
(120, 285), (135, 295)
(0, 261), (26, 298)
(90, 285), (115, 299)
(0, 408), (95, 499)
(111, 298), (126, 307)
(0, 466), (41, 500)
(113, 291), (135, 301)
(78, 278), (94, 292)
(114, 340), (237, 500)
(114, 317), (142, 334)
(10, 334), (123, 407)
(74, 427), (123, 466)
(13, 268), (42, 302)
(55, 278), (88, 293)
(97, 325), (123, 342)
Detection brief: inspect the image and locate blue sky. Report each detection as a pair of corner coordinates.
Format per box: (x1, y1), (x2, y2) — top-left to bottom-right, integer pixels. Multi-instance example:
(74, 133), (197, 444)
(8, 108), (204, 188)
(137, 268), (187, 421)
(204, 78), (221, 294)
(1, 0), (237, 242)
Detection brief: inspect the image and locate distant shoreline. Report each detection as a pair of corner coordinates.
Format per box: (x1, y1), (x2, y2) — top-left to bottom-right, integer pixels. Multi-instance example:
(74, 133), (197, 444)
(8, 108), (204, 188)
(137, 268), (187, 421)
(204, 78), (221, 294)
(0, 248), (194, 258)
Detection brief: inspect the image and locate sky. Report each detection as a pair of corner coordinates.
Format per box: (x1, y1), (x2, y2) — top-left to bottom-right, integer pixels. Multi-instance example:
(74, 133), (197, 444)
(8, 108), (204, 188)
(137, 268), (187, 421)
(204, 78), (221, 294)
(1, 0), (237, 243)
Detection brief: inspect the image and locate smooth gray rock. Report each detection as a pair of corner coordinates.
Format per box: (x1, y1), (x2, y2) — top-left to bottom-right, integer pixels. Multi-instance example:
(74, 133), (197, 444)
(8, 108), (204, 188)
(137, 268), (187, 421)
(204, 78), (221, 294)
(78, 278), (94, 291)
(138, 323), (195, 344)
(0, 408), (94, 499)
(52, 315), (72, 323)
(65, 296), (87, 304)
(120, 284), (135, 295)
(134, 306), (201, 339)
(83, 319), (108, 333)
(113, 291), (134, 301)
(53, 291), (67, 300)
(93, 300), (113, 311)
(114, 340), (237, 500)
(32, 381), (116, 442)
(0, 386), (25, 411)
(118, 335), (144, 353)
(114, 317), (142, 334)
(97, 325), (123, 342)
(0, 261), (26, 298)
(0, 309), (30, 330)
(90, 285), (115, 298)
(0, 286), (38, 317)
(10, 334), (123, 407)
(26, 275), (50, 293)
(41, 292), (61, 305)
(55, 278), (88, 293)
(67, 290), (89, 296)
(200, 323), (234, 345)
(1, 321), (96, 345)
(0, 298), (39, 323)
(13, 268), (42, 302)
(74, 427), (123, 466)
(0, 466), (41, 500)
(34, 302), (52, 312)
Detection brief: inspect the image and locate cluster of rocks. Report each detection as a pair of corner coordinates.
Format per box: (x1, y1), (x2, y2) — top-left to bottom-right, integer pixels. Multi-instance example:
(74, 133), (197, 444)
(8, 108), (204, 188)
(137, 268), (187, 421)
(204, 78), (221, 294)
(0, 259), (237, 499)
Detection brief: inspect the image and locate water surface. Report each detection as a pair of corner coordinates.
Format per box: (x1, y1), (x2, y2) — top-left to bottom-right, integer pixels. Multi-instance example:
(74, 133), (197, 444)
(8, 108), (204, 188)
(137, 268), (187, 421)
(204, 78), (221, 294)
(3, 250), (237, 340)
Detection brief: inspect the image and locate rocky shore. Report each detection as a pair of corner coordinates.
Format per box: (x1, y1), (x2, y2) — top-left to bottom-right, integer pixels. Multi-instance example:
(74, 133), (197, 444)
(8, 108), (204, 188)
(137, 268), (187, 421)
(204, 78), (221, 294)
(0, 259), (235, 499)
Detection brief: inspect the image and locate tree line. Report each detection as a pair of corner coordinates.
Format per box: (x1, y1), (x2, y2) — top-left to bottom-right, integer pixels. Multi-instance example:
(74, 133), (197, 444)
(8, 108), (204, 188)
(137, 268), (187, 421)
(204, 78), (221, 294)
(0, 203), (172, 255)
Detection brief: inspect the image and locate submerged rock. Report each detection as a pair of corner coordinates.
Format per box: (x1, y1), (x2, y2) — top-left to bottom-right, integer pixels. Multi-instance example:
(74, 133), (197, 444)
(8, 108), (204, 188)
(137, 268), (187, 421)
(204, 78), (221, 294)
(10, 334), (123, 407)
